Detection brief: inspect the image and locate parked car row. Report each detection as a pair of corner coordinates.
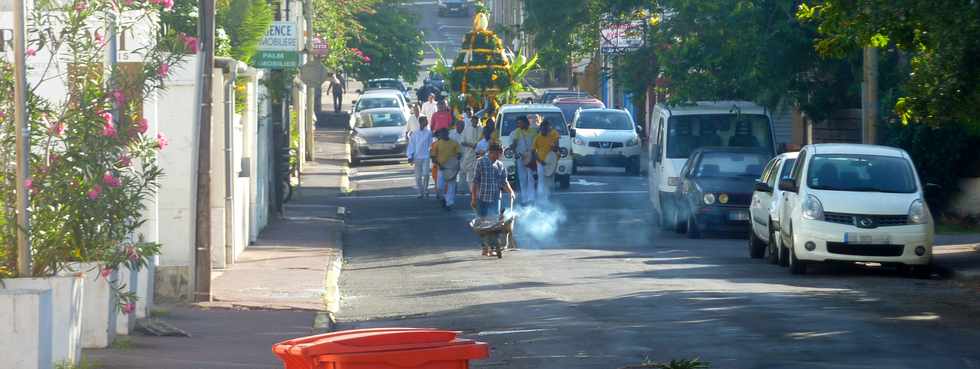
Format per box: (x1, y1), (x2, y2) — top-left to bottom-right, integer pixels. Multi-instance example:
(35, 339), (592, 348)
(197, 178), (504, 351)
(646, 100), (935, 276)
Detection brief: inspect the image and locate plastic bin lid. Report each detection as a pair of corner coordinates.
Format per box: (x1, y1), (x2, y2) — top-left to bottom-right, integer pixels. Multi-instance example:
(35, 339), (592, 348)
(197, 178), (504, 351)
(289, 328), (477, 357)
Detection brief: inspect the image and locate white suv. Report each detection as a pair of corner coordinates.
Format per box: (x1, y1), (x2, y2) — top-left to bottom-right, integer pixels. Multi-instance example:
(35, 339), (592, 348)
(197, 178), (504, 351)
(777, 144), (933, 276)
(570, 109), (643, 175)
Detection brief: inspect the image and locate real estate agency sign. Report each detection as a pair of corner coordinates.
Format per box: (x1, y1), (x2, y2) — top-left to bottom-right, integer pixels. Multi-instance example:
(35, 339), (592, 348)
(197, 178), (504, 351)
(255, 21), (301, 69)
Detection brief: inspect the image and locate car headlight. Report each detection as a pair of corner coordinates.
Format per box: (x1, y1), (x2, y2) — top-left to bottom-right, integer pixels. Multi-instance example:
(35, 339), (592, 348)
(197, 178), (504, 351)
(626, 137), (639, 146)
(802, 194), (824, 220)
(397, 135), (407, 144)
(559, 147), (569, 158)
(908, 199), (928, 224)
(504, 148), (514, 159)
(703, 193), (716, 205)
(718, 193), (729, 204)
(573, 137), (585, 146)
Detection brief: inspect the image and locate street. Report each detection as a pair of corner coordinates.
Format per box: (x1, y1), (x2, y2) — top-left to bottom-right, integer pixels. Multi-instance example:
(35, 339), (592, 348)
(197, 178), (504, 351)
(331, 156), (980, 369)
(321, 3), (980, 369)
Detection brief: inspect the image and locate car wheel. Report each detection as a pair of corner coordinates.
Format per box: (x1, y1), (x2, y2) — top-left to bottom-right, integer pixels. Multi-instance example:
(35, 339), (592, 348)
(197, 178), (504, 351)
(686, 215), (701, 239)
(749, 228), (765, 259)
(765, 228), (780, 265)
(788, 242), (807, 275)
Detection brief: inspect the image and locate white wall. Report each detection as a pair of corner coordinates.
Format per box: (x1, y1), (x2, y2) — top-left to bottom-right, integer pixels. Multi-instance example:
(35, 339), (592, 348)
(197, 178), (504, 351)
(155, 55), (200, 300)
(0, 289), (53, 369)
(1, 276), (83, 366)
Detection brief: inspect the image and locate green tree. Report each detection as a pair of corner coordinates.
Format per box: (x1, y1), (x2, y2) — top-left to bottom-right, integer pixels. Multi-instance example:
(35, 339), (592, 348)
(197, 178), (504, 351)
(217, 0), (274, 64)
(348, 4), (425, 82)
(312, 0), (378, 71)
(797, 0), (980, 129)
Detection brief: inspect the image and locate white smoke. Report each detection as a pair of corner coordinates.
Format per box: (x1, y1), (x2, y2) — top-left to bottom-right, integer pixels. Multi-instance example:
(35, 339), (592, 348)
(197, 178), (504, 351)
(506, 199), (568, 246)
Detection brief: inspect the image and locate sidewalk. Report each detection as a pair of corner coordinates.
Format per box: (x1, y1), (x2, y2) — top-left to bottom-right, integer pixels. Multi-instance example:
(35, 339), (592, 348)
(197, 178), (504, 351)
(84, 126), (349, 369)
(934, 234), (980, 281)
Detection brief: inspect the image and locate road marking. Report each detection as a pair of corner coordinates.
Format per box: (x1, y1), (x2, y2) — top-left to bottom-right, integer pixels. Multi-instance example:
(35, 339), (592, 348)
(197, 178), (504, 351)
(341, 190), (646, 200)
(570, 178), (606, 186)
(352, 176), (415, 184)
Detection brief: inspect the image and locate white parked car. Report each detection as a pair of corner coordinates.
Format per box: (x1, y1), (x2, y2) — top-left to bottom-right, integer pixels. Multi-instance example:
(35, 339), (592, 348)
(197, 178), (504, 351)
(748, 152), (798, 264)
(777, 144), (934, 276)
(570, 108), (643, 175)
(496, 104), (573, 189)
(349, 90), (411, 129)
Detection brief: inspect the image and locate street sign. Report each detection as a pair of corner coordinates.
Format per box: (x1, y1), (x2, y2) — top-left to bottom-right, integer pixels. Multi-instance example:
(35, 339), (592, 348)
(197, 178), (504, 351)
(259, 21), (300, 51)
(299, 60), (329, 86)
(312, 37), (329, 58)
(253, 51), (301, 69)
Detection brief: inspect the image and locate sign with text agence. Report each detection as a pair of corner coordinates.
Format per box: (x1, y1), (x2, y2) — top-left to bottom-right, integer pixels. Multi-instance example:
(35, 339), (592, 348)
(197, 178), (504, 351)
(253, 51), (301, 69)
(259, 21), (300, 52)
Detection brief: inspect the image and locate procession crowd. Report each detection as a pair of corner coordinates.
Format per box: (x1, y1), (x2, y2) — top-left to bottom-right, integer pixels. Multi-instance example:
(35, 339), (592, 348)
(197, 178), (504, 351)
(404, 94), (562, 218)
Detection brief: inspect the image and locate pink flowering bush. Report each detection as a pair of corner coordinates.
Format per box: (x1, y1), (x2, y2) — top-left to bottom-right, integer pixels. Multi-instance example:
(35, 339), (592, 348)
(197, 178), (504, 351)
(0, 0), (190, 309)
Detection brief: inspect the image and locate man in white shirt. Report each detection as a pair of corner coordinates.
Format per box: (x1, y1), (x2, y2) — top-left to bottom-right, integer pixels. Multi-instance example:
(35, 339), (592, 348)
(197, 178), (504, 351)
(509, 115), (537, 205)
(407, 117), (434, 198)
(405, 104), (421, 139)
(449, 120), (467, 194)
(420, 93), (439, 119)
(460, 107), (483, 191)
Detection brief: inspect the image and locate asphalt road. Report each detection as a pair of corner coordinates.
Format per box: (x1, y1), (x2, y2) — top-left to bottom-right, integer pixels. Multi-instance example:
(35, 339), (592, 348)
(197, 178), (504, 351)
(328, 4), (980, 369)
(331, 155), (980, 369)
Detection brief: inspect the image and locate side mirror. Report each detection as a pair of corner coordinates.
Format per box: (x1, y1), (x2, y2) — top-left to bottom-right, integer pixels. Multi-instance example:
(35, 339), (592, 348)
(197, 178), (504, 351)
(778, 179), (797, 193)
(569, 128), (576, 138)
(754, 181), (772, 193)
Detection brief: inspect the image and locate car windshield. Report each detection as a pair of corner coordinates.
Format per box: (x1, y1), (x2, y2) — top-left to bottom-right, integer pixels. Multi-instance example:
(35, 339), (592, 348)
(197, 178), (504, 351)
(356, 98), (399, 111)
(499, 112), (569, 136)
(694, 152), (769, 178)
(557, 103), (604, 122)
(806, 154), (917, 193)
(367, 80), (402, 90)
(574, 111), (633, 130)
(356, 111), (406, 128)
(666, 114), (773, 158)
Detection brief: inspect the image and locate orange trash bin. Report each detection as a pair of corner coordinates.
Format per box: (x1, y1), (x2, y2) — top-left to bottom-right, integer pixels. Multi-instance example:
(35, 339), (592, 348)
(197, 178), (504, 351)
(273, 328), (490, 369)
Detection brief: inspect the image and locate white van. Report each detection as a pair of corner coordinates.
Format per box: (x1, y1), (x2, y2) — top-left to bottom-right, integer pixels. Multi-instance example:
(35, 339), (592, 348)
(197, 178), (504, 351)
(647, 101), (777, 229)
(496, 104), (573, 189)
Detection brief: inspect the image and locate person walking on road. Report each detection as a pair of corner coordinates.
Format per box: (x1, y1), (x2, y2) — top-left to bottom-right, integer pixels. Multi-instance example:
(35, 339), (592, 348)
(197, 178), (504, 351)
(420, 93), (439, 119)
(461, 107), (484, 190)
(407, 117), (433, 198)
(450, 120), (467, 194)
(429, 100), (453, 133)
(405, 104), (421, 138)
(509, 115), (537, 205)
(326, 73), (345, 113)
(432, 128), (462, 210)
(532, 119), (560, 203)
(470, 143), (515, 255)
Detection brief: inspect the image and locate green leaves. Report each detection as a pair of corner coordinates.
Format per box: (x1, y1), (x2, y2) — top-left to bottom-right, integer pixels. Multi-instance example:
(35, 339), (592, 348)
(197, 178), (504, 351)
(218, 0), (274, 64)
(348, 4), (425, 82)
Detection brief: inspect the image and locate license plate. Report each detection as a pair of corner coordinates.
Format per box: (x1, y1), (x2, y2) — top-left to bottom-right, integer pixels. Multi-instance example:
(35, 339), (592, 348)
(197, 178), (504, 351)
(844, 233), (890, 245)
(369, 143), (395, 150)
(729, 210), (749, 221)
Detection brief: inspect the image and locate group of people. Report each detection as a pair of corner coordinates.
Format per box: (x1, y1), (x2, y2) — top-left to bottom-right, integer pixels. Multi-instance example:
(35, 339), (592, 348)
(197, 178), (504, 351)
(405, 93), (563, 215)
(406, 94), (502, 211)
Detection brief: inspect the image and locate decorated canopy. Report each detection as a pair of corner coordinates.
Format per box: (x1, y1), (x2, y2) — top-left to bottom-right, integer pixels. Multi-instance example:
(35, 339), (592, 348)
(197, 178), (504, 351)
(449, 12), (512, 99)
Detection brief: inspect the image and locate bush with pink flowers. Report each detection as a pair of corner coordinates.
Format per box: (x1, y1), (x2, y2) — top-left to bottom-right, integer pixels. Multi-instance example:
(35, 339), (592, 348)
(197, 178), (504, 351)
(0, 0), (192, 312)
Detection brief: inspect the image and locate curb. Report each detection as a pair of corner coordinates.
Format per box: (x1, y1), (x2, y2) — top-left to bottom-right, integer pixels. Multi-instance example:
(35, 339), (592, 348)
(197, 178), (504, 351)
(340, 136), (353, 194)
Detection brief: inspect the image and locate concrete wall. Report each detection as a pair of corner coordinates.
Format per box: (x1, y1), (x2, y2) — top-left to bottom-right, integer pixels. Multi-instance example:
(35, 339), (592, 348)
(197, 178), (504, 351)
(59, 263), (116, 349)
(155, 55), (201, 302)
(1, 276), (83, 366)
(0, 289), (53, 369)
(211, 70), (229, 270)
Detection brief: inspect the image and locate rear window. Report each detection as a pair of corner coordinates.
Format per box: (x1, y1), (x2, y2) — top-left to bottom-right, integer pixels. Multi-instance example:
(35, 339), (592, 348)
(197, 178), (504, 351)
(356, 111), (406, 128)
(806, 154), (917, 193)
(367, 80), (403, 90)
(499, 112), (568, 136)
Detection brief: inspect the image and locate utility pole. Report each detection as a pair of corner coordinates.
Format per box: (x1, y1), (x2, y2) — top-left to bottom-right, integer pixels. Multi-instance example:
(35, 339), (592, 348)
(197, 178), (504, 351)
(304, 0), (316, 161)
(861, 47), (879, 144)
(194, 0), (216, 302)
(13, 0), (32, 277)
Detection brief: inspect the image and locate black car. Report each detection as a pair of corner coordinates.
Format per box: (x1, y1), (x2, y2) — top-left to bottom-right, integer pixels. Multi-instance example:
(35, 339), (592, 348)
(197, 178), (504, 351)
(438, 0), (470, 17)
(674, 147), (772, 238)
